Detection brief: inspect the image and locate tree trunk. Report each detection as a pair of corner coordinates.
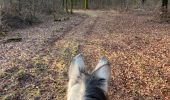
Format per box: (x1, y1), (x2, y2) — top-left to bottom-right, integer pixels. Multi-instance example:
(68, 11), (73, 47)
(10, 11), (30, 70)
(84, 0), (88, 9)
(140, 0), (146, 9)
(32, 0), (35, 16)
(65, 0), (68, 13)
(18, 0), (21, 11)
(161, 0), (168, 13)
(62, 0), (65, 9)
(70, 0), (73, 14)
(141, 0), (146, 5)
(125, 0), (129, 11)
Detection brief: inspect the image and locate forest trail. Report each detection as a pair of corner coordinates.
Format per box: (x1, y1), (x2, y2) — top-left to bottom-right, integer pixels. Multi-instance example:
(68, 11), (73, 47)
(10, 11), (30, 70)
(0, 10), (170, 100)
(51, 10), (170, 100)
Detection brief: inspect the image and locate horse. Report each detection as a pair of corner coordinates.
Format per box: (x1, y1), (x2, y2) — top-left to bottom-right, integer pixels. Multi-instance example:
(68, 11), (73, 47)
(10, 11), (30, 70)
(67, 54), (111, 100)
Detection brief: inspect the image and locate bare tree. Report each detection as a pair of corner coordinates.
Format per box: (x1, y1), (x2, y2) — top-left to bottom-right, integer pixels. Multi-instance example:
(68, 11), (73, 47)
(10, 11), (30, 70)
(141, 0), (146, 5)
(65, 0), (68, 13)
(161, 0), (168, 13)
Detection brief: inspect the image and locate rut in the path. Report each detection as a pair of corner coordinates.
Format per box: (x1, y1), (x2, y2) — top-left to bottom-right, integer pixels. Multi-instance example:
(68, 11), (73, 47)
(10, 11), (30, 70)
(49, 12), (100, 54)
(62, 17), (98, 40)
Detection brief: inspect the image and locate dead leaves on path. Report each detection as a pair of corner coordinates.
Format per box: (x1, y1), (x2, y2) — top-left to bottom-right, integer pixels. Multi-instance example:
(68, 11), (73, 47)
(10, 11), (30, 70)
(78, 12), (170, 99)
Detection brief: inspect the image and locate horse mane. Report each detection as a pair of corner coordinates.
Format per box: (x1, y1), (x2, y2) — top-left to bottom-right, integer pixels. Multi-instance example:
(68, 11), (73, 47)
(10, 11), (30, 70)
(85, 76), (107, 100)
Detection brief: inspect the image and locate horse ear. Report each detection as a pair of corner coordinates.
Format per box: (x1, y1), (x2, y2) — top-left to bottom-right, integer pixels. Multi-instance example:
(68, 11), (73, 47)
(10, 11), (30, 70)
(93, 57), (111, 92)
(68, 54), (86, 86)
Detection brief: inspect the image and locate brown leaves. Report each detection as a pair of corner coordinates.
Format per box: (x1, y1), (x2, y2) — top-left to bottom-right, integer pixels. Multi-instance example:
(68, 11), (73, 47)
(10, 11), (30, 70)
(78, 11), (170, 99)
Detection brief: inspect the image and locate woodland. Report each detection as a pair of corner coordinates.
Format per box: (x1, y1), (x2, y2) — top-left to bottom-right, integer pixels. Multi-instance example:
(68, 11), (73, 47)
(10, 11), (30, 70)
(0, 0), (170, 100)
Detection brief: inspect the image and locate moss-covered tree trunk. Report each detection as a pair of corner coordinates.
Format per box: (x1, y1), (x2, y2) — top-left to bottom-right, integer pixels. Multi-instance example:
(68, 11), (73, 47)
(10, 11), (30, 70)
(84, 0), (88, 9)
(70, 0), (73, 14)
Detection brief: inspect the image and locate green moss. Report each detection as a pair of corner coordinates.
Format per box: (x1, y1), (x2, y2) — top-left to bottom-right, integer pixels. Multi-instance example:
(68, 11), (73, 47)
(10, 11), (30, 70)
(55, 41), (79, 73)
(62, 41), (79, 60)
(0, 32), (7, 37)
(26, 88), (40, 99)
(5, 66), (19, 74)
(2, 93), (16, 100)
(0, 71), (12, 79)
(15, 69), (33, 82)
(32, 56), (49, 74)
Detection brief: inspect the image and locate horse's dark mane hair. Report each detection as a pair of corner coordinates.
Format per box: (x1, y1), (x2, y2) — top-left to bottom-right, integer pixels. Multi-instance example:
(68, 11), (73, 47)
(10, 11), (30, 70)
(85, 76), (107, 100)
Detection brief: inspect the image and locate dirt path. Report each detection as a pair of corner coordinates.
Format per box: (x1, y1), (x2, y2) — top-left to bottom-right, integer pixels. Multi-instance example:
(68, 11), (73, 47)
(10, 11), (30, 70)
(0, 10), (170, 100)
(53, 10), (170, 100)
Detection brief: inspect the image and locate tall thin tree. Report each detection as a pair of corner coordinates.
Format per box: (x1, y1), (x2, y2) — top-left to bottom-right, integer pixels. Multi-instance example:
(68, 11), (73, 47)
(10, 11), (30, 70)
(161, 0), (168, 15)
(84, 0), (88, 9)
(65, 0), (68, 13)
(70, 0), (73, 14)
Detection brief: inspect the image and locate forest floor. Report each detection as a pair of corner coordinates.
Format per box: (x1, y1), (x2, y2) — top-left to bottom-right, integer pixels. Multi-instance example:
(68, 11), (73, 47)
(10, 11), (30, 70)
(0, 10), (170, 100)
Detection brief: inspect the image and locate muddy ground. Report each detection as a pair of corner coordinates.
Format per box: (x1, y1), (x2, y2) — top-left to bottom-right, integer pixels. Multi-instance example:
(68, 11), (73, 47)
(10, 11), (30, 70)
(0, 10), (170, 100)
